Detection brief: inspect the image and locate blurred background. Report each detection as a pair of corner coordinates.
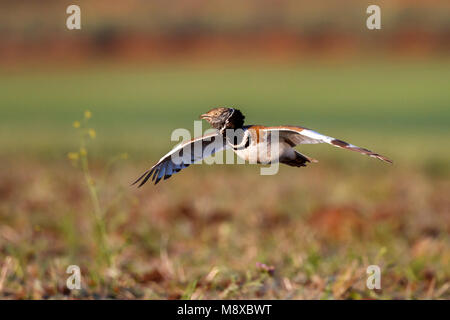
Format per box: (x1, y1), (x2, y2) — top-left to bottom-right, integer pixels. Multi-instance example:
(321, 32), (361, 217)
(0, 0), (449, 299)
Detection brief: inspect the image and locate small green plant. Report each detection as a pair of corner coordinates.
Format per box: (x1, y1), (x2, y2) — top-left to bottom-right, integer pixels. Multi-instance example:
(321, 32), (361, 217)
(68, 111), (127, 269)
(181, 279), (198, 300)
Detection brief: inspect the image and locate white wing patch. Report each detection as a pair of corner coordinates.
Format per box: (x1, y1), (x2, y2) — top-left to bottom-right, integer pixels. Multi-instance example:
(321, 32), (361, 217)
(133, 132), (228, 186)
(298, 129), (333, 143)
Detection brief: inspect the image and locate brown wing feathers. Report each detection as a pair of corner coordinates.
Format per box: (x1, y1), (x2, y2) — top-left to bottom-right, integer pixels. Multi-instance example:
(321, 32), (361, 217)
(261, 125), (392, 164)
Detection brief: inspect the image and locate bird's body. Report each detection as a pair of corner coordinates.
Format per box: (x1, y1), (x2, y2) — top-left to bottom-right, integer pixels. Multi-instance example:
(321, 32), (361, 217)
(231, 125), (310, 166)
(133, 108), (392, 186)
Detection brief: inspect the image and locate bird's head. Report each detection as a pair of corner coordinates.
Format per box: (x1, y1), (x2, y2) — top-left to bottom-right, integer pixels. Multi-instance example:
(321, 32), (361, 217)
(200, 107), (245, 133)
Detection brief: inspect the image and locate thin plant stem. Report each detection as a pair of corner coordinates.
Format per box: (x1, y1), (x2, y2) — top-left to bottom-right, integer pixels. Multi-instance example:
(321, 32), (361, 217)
(80, 139), (112, 267)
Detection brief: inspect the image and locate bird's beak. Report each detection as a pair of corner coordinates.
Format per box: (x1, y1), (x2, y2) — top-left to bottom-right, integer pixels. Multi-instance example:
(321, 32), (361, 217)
(200, 113), (210, 120)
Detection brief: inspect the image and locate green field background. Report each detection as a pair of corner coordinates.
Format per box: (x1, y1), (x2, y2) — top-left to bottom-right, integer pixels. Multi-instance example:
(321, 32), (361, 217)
(1, 60), (449, 167)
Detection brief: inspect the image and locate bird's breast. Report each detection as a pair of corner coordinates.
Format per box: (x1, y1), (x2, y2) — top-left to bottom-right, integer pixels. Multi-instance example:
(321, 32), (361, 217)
(232, 131), (294, 164)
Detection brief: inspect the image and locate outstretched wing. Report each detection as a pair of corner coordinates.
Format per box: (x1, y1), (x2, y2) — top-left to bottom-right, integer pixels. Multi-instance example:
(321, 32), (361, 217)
(262, 125), (392, 163)
(133, 132), (227, 186)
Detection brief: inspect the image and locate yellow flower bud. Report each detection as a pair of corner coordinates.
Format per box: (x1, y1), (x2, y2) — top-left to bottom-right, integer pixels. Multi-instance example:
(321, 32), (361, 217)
(84, 110), (92, 119)
(67, 152), (79, 160)
(73, 121), (81, 128)
(80, 147), (87, 156)
(88, 129), (96, 139)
